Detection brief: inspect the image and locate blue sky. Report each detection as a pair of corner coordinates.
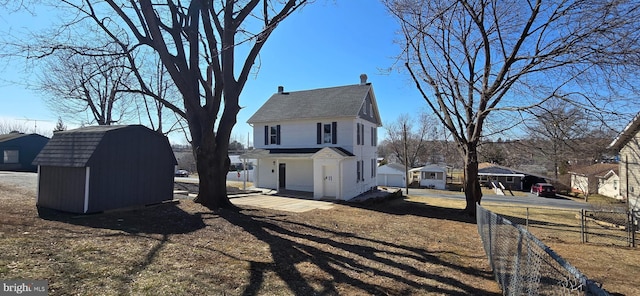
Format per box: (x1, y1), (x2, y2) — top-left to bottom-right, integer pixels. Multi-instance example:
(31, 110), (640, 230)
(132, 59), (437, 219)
(0, 1), (426, 144)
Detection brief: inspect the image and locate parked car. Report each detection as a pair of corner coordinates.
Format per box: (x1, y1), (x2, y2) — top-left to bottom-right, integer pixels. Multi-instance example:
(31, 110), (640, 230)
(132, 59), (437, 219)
(175, 169), (190, 177)
(530, 183), (556, 197)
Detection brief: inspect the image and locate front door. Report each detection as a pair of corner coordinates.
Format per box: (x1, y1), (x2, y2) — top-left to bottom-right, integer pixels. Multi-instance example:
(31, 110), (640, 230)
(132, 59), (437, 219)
(278, 163), (286, 189)
(322, 165), (337, 198)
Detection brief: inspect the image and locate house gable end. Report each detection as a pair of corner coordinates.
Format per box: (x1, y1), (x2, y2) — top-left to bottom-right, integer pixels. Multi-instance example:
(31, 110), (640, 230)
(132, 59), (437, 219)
(358, 90), (382, 126)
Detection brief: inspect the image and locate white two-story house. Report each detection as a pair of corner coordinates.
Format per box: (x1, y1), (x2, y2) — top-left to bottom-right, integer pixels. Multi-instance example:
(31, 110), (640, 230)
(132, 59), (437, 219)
(245, 74), (382, 200)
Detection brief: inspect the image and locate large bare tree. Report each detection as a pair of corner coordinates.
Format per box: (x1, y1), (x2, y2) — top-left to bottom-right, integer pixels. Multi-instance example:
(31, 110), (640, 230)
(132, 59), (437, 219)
(383, 112), (445, 167)
(385, 0), (640, 215)
(24, 0), (310, 210)
(38, 49), (134, 126)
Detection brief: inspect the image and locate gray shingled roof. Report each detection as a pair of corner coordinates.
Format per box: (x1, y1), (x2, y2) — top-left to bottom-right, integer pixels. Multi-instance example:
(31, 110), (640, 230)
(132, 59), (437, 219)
(33, 125), (138, 167)
(0, 133), (29, 143)
(247, 84), (372, 123)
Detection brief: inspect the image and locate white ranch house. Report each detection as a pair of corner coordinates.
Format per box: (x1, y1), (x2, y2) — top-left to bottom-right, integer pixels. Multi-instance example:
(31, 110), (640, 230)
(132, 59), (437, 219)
(419, 165), (447, 189)
(244, 75), (381, 200)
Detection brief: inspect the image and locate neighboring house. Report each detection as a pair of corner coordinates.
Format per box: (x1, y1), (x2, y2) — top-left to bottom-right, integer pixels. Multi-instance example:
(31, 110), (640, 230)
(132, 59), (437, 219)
(244, 74), (381, 200)
(478, 163), (529, 191)
(0, 132), (49, 172)
(33, 125), (176, 214)
(598, 169), (621, 199)
(609, 112), (640, 212)
(377, 163), (406, 187)
(408, 167), (423, 185)
(568, 163), (619, 198)
(419, 164), (447, 189)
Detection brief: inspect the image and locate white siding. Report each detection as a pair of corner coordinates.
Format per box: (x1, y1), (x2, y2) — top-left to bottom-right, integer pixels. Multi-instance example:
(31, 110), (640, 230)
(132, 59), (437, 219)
(571, 174), (590, 195)
(250, 116), (379, 201)
(282, 159), (313, 192)
(620, 133), (640, 213)
(598, 174), (621, 199)
(256, 158), (277, 189)
(253, 119), (355, 151)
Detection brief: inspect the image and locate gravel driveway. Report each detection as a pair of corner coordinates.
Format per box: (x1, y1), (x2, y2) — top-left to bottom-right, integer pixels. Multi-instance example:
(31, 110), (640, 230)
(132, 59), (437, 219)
(0, 171), (38, 193)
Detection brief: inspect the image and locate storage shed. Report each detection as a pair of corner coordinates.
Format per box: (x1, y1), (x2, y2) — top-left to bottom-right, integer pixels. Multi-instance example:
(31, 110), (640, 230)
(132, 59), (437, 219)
(0, 132), (49, 172)
(33, 125), (177, 214)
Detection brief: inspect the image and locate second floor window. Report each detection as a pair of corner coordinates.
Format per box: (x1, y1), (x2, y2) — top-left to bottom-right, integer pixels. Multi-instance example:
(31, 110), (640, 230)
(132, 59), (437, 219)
(270, 126), (278, 144)
(323, 124), (332, 143)
(264, 125), (281, 145)
(317, 122), (337, 145)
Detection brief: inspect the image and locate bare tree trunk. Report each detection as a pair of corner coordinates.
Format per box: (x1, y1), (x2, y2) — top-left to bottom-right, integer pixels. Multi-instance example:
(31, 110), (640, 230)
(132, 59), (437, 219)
(463, 144), (482, 216)
(193, 135), (234, 209)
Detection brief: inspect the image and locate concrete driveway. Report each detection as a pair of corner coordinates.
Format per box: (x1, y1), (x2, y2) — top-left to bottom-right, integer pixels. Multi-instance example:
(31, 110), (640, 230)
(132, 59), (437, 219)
(231, 195), (334, 213)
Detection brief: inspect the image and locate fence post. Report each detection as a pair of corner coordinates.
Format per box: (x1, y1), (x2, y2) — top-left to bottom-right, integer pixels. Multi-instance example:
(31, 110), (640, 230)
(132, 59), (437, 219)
(581, 209), (586, 243)
(633, 211), (637, 248)
(526, 207), (529, 231)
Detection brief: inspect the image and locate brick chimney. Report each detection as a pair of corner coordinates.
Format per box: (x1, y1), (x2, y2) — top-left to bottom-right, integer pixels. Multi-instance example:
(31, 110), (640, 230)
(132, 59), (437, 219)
(360, 74), (368, 85)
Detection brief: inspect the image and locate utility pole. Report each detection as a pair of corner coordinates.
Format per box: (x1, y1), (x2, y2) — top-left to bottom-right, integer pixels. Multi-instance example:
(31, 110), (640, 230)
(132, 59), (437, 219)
(403, 123), (409, 195)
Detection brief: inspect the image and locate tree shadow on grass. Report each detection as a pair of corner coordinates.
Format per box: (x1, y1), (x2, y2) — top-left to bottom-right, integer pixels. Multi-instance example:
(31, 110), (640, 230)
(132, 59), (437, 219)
(36, 202), (206, 295)
(219, 208), (499, 295)
(342, 196), (478, 224)
(36, 201), (206, 235)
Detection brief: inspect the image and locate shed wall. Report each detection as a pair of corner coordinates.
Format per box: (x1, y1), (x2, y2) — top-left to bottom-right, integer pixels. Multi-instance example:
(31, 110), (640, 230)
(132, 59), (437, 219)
(87, 129), (175, 212)
(36, 166), (86, 213)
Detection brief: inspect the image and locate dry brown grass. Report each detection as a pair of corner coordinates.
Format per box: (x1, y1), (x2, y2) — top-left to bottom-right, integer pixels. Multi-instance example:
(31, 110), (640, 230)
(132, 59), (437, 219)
(0, 184), (501, 295)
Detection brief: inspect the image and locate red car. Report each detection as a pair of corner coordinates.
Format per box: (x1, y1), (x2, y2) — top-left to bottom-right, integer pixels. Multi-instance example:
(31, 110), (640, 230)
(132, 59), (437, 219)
(530, 183), (556, 197)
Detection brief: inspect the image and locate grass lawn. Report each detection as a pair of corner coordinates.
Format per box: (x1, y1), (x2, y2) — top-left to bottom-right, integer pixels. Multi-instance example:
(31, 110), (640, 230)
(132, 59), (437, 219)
(1, 182), (637, 295)
(1, 183), (501, 295)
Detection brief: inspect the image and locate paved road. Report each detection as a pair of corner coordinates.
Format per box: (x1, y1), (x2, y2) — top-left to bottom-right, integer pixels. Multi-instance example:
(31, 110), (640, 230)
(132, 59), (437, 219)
(403, 187), (594, 210)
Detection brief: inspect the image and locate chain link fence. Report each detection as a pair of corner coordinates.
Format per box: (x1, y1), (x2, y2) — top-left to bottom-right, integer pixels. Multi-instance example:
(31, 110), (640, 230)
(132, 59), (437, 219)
(477, 205), (610, 295)
(482, 205), (638, 247)
(582, 209), (637, 246)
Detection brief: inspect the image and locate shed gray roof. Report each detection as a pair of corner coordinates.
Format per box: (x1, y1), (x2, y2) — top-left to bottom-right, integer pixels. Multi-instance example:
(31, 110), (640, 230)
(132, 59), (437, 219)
(247, 83), (378, 123)
(33, 125), (166, 167)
